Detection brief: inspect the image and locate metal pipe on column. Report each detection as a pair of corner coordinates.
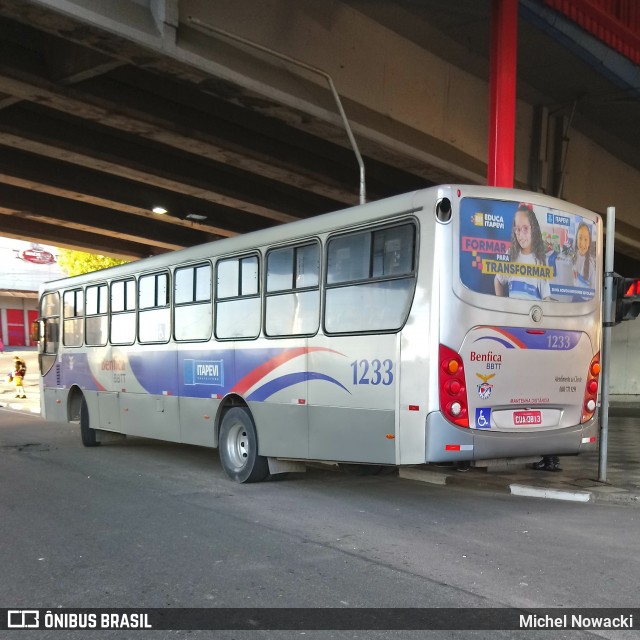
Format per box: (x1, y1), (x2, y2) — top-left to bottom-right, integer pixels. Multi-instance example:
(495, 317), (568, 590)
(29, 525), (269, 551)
(599, 206), (616, 483)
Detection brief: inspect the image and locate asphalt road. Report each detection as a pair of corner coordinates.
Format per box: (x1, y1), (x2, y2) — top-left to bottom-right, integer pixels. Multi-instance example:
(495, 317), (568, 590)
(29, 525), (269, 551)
(1, 409), (639, 640)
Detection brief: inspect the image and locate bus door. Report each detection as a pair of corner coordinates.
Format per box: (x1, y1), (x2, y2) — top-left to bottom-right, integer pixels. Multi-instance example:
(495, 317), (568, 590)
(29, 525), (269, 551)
(37, 291), (63, 420)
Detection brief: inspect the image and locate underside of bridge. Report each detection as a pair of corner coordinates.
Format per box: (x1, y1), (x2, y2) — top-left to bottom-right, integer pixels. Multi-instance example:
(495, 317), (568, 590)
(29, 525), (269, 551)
(0, 0), (440, 259)
(0, 0), (639, 268)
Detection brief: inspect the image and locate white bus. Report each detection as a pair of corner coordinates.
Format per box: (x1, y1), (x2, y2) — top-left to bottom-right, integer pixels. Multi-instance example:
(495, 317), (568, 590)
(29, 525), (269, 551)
(36, 185), (602, 482)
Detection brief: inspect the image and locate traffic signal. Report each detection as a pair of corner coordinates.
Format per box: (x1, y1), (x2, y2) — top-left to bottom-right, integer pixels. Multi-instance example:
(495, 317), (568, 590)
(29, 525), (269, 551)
(623, 278), (640, 297)
(614, 274), (640, 323)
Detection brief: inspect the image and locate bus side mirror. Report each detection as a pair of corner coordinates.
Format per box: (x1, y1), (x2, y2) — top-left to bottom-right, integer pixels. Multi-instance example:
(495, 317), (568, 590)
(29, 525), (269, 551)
(613, 274), (640, 324)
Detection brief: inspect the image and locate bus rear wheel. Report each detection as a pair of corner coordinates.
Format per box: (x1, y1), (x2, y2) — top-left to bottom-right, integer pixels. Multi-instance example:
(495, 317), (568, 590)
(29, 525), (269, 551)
(80, 397), (99, 447)
(218, 407), (268, 483)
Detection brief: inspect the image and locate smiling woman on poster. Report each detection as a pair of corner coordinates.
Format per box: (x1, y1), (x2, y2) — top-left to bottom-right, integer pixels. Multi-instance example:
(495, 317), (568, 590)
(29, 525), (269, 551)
(494, 203), (551, 300)
(573, 221), (596, 291)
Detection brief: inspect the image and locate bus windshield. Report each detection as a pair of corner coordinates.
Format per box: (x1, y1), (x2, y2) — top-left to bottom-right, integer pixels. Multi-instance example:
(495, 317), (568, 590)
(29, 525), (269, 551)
(460, 198), (597, 303)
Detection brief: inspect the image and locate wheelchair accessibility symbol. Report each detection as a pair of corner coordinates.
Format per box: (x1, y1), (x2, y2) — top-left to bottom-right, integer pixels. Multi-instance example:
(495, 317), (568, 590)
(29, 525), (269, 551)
(475, 408), (491, 429)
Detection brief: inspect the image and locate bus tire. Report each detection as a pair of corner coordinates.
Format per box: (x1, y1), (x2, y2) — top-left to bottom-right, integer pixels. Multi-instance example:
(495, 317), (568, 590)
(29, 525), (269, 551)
(80, 397), (100, 447)
(218, 407), (269, 483)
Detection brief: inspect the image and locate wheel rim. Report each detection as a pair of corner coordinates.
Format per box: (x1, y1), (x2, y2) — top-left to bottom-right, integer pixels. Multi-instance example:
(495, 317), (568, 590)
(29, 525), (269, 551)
(224, 421), (250, 471)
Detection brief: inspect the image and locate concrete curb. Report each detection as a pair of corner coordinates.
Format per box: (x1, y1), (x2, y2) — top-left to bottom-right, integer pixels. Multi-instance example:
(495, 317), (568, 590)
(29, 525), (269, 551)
(398, 466), (640, 507)
(509, 483), (591, 502)
(399, 466), (511, 494)
(0, 402), (41, 414)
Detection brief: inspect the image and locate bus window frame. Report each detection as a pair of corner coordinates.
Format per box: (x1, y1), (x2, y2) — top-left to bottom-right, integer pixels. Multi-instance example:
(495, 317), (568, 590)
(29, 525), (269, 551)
(85, 282), (109, 347)
(214, 253), (261, 341)
(138, 270), (171, 345)
(173, 260), (213, 343)
(323, 219), (419, 335)
(62, 287), (84, 348)
(264, 239), (321, 338)
(110, 277), (137, 346)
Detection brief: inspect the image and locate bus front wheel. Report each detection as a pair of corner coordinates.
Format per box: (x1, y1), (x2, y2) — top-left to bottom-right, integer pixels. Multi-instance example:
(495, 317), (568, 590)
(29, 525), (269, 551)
(80, 397), (99, 447)
(218, 407), (269, 483)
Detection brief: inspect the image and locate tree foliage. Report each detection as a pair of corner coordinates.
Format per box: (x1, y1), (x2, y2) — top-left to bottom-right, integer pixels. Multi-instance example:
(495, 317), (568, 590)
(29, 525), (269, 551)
(57, 249), (128, 276)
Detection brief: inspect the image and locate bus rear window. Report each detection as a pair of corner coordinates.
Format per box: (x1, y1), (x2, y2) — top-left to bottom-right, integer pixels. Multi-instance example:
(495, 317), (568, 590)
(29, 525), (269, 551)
(459, 198), (597, 303)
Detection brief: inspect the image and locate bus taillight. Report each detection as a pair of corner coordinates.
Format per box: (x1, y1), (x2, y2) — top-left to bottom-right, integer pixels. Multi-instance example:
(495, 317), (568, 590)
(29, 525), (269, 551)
(439, 344), (469, 427)
(582, 352), (600, 423)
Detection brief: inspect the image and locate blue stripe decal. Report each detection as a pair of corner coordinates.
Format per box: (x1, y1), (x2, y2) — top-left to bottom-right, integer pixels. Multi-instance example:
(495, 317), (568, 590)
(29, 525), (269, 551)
(247, 372), (350, 402)
(473, 336), (516, 349)
(57, 353), (101, 390)
(53, 347), (350, 400)
(473, 328), (580, 350)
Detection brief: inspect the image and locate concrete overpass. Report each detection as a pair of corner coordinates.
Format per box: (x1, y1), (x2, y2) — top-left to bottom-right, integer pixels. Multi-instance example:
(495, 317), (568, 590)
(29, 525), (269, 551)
(0, 0), (640, 269)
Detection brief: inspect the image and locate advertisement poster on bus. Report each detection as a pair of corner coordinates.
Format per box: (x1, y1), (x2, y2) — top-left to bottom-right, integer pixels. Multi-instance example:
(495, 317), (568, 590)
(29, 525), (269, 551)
(459, 199), (597, 302)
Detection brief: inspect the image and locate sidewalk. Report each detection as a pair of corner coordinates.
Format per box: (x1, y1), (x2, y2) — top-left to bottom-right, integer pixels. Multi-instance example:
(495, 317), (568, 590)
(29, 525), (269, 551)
(1, 348), (639, 505)
(0, 347), (40, 415)
(401, 410), (640, 506)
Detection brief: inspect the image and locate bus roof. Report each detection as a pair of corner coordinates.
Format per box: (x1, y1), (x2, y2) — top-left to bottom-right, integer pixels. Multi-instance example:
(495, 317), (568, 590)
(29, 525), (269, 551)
(40, 185), (600, 292)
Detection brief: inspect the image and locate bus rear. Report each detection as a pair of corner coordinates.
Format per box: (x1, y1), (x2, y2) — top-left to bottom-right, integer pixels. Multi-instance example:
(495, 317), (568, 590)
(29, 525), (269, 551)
(428, 186), (602, 463)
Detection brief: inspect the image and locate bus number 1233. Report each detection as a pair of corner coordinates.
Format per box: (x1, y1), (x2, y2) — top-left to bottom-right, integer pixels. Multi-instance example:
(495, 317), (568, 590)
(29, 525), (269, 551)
(350, 359), (394, 386)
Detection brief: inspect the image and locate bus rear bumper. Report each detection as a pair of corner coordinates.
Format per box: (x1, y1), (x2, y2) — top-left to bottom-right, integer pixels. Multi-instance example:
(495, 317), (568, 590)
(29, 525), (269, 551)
(425, 411), (599, 462)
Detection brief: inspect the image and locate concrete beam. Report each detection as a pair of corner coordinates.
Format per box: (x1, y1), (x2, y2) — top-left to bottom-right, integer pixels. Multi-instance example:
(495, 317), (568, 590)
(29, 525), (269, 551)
(0, 66), (356, 210)
(0, 147), (265, 238)
(0, 182), (211, 249)
(0, 111), (301, 225)
(0, 211), (158, 259)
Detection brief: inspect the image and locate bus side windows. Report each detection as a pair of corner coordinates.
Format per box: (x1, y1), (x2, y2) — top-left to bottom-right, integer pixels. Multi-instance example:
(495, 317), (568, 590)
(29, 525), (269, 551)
(85, 283), (108, 346)
(138, 272), (170, 343)
(174, 263), (212, 342)
(46, 319), (60, 349)
(265, 242), (320, 336)
(372, 225), (414, 277)
(63, 288), (84, 347)
(327, 233), (370, 284)
(325, 222), (416, 334)
(110, 278), (136, 345)
(215, 255), (260, 339)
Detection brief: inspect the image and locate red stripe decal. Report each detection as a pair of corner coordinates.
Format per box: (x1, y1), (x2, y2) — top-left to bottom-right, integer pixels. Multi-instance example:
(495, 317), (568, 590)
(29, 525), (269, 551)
(230, 347), (343, 395)
(479, 325), (527, 349)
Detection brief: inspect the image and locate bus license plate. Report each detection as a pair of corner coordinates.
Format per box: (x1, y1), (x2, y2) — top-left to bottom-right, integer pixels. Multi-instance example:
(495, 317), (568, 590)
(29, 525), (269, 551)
(513, 410), (542, 426)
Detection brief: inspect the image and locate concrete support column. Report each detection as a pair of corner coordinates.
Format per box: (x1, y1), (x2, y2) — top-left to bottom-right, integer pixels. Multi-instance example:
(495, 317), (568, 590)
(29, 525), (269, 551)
(0, 306), (6, 347)
(488, 0), (518, 187)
